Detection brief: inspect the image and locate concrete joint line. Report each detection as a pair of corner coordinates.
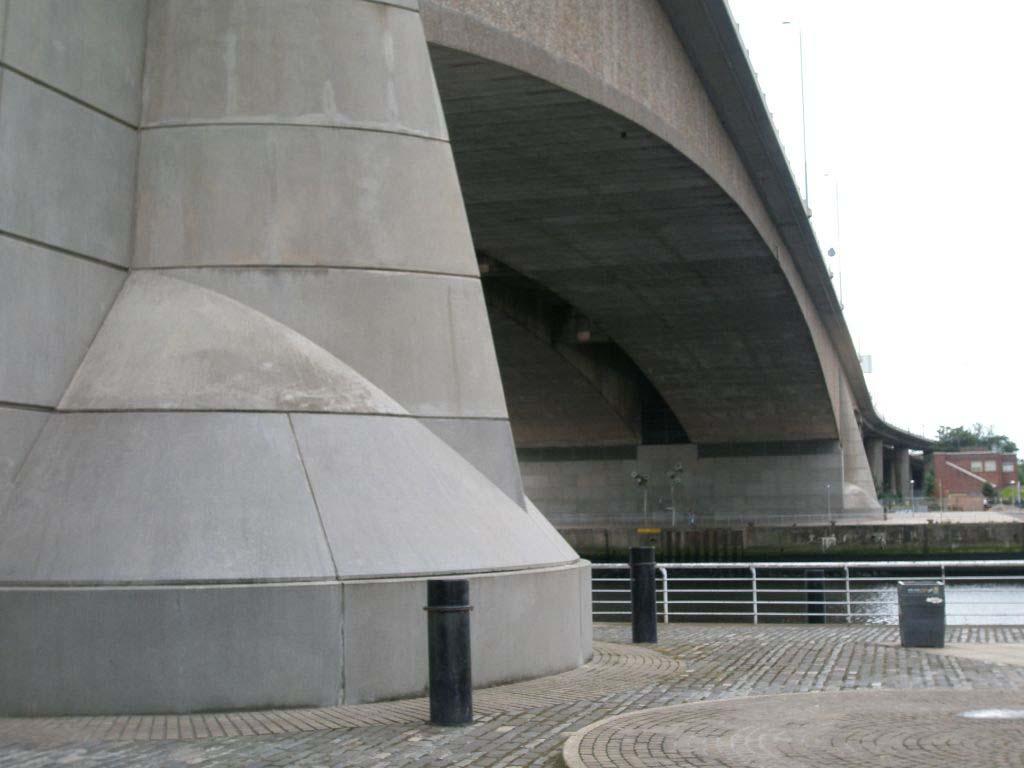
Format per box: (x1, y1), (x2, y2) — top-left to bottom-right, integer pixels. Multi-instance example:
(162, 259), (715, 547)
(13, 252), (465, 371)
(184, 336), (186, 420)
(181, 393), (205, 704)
(141, 263), (479, 281)
(287, 413), (340, 580)
(139, 120), (449, 145)
(0, 563), (583, 588)
(335, 559), (581, 583)
(52, 408), (509, 423)
(0, 1), (8, 61)
(359, 0), (420, 13)
(0, 401), (54, 414)
(0, 63), (138, 129)
(0, 229), (129, 273)
(126, 0), (153, 273)
(0, 578), (343, 590)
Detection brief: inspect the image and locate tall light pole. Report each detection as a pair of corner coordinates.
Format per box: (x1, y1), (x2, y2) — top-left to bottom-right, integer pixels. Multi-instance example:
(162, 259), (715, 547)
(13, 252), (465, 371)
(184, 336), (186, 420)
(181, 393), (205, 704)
(826, 482), (831, 524)
(667, 463), (684, 528)
(783, 20), (809, 210)
(631, 471), (650, 525)
(825, 170), (843, 308)
(910, 478), (915, 513)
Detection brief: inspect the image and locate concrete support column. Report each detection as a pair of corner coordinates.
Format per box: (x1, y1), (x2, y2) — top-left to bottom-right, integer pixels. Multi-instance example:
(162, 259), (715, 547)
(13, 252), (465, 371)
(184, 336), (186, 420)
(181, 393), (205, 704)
(893, 447), (911, 499)
(0, 0), (584, 716)
(834, 375), (880, 514)
(864, 438), (884, 492)
(133, 0), (524, 505)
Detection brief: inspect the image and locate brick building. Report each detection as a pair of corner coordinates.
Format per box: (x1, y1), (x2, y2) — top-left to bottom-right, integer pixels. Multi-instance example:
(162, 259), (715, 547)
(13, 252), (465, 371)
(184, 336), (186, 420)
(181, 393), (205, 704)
(932, 451), (1019, 510)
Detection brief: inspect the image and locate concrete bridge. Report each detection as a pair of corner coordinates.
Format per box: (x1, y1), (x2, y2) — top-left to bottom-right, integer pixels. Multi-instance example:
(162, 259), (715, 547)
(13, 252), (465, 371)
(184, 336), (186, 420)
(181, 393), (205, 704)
(421, 0), (932, 525)
(0, 0), (927, 716)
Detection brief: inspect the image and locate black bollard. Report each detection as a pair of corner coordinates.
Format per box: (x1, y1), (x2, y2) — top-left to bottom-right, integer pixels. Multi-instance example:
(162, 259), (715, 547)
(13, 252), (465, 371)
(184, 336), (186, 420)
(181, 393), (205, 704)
(806, 569), (826, 624)
(630, 546), (658, 643)
(425, 579), (473, 726)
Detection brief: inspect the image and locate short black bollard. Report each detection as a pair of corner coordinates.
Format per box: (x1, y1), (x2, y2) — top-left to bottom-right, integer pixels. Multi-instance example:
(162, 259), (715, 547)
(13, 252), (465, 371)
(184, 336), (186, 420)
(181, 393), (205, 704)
(425, 579), (473, 726)
(630, 546), (658, 643)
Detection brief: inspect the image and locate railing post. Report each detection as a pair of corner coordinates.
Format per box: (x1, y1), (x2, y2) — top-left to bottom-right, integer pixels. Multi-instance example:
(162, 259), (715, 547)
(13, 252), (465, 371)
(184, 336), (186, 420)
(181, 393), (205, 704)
(629, 547), (658, 643)
(844, 565), (852, 624)
(750, 566), (758, 625)
(658, 566), (669, 624)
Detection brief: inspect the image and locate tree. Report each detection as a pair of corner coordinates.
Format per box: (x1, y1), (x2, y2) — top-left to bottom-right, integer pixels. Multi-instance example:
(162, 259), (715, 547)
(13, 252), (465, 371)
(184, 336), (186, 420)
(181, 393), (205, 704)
(935, 424), (1018, 453)
(924, 469), (936, 497)
(982, 482), (996, 499)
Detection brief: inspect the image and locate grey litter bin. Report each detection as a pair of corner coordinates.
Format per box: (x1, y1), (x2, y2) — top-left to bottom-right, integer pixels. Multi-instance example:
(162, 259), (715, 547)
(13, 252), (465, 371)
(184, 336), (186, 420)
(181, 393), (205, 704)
(897, 580), (945, 648)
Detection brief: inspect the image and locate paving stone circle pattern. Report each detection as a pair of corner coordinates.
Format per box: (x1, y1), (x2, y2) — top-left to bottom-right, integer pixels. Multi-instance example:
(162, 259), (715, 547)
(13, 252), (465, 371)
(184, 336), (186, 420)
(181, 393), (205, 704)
(563, 688), (1024, 768)
(0, 623), (1022, 767)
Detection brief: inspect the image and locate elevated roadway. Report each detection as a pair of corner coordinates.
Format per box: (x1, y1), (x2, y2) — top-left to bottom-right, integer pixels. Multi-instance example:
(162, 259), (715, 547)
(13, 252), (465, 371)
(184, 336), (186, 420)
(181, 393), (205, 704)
(422, 0), (932, 523)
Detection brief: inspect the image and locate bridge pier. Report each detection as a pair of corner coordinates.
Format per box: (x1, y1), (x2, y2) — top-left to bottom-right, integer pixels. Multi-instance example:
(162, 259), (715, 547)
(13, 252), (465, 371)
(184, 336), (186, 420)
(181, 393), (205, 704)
(865, 438), (884, 492)
(0, 0), (587, 717)
(893, 447), (912, 500)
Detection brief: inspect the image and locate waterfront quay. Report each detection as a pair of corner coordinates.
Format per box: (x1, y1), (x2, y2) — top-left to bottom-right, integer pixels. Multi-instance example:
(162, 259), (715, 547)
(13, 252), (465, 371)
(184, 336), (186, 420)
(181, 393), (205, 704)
(2, 622), (1022, 767)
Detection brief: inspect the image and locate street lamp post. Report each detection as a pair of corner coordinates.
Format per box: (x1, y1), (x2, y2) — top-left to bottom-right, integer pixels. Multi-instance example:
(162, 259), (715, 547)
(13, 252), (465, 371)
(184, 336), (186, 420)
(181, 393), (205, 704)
(631, 471), (650, 525)
(910, 478), (915, 514)
(826, 482), (831, 524)
(783, 20), (809, 209)
(825, 171), (843, 308)
(667, 463), (684, 528)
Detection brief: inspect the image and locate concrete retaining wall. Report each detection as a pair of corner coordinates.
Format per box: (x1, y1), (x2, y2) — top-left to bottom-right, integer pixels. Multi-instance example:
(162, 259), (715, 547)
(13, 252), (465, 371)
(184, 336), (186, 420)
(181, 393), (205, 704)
(521, 443), (849, 527)
(744, 522), (1024, 559)
(561, 523), (1024, 561)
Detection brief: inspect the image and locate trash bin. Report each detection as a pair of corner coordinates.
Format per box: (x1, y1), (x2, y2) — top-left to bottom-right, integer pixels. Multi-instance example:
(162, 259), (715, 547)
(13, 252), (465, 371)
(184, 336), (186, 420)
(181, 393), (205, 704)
(897, 580), (945, 648)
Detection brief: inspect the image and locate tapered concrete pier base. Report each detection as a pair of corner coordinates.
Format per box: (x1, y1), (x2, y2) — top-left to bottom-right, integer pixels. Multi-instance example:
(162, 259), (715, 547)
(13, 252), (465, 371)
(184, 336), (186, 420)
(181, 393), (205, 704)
(0, 0), (588, 715)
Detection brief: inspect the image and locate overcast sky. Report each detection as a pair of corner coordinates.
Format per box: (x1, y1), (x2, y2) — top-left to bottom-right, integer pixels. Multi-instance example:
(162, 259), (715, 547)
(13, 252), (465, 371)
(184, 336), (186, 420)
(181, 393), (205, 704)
(725, 0), (1023, 447)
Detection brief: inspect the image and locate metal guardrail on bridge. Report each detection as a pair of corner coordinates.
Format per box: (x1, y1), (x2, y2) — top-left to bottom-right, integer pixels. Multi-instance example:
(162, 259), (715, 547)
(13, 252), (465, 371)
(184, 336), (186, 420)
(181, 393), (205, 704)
(592, 560), (1024, 624)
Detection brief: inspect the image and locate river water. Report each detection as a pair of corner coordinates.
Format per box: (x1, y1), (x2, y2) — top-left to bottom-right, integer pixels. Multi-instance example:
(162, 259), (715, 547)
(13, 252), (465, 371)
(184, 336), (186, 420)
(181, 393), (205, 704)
(855, 583), (1024, 625)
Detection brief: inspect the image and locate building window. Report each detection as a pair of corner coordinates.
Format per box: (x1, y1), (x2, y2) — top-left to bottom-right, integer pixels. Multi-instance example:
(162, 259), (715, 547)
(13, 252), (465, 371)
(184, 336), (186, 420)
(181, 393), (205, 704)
(971, 461), (983, 472)
(1004, 463), (1016, 474)
(984, 460), (997, 472)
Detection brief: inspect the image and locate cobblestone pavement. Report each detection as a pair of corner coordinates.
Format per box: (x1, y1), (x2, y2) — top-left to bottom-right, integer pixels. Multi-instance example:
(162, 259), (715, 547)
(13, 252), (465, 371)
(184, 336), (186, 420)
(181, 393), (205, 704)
(1, 623), (1023, 767)
(563, 688), (1024, 768)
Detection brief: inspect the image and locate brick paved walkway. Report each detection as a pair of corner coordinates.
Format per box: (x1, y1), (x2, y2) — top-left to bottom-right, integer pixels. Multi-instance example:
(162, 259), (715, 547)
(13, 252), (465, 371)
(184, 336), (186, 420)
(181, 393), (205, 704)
(1, 624), (1022, 767)
(563, 688), (1024, 767)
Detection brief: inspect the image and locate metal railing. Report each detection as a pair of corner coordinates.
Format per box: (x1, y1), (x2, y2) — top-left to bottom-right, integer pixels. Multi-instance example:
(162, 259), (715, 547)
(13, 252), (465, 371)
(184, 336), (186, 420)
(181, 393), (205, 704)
(592, 560), (1024, 624)
(553, 508), (888, 528)
(883, 497), (1024, 515)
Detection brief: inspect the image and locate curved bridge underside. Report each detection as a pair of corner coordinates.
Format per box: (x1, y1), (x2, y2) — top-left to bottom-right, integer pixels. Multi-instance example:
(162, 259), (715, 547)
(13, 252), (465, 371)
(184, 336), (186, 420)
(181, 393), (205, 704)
(430, 45), (836, 445)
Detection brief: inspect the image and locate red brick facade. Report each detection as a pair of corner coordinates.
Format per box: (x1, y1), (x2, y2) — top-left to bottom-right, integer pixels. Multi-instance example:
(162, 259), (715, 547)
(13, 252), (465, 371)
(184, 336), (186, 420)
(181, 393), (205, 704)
(933, 451), (1019, 508)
